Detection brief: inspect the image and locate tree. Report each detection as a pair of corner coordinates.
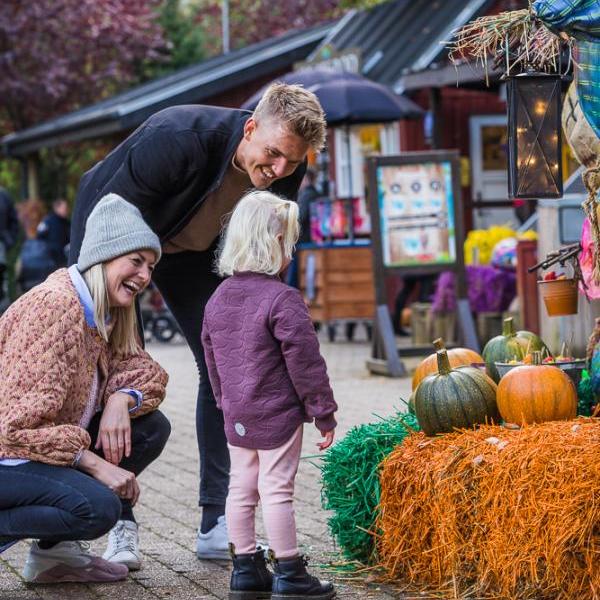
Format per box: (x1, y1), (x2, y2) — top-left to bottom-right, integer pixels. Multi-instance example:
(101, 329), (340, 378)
(0, 0), (166, 132)
(195, 0), (388, 55)
(197, 0), (345, 54)
(139, 0), (207, 81)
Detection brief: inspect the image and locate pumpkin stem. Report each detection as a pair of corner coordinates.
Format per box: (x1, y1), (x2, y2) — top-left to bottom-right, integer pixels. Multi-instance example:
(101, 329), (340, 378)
(532, 350), (542, 365)
(432, 338), (445, 351)
(502, 317), (516, 338)
(436, 349), (452, 375)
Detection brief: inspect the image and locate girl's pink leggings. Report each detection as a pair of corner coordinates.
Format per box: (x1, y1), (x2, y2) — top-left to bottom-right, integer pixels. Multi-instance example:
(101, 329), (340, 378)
(226, 426), (303, 558)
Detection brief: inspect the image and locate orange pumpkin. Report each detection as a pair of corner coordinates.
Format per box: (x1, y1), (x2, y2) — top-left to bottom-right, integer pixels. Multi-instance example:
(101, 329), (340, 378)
(412, 338), (483, 391)
(496, 352), (577, 425)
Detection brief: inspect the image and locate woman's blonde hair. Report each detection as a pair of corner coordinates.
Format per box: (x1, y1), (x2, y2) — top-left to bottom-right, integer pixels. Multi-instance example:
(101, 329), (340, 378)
(217, 190), (299, 277)
(82, 263), (139, 355)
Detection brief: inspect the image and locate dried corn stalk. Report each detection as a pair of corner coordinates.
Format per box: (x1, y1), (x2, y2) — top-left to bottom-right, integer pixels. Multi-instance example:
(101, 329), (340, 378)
(446, 7), (572, 83)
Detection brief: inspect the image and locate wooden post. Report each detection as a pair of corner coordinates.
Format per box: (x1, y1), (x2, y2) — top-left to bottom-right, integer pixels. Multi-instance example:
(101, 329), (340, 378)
(26, 154), (40, 200)
(516, 239), (540, 334)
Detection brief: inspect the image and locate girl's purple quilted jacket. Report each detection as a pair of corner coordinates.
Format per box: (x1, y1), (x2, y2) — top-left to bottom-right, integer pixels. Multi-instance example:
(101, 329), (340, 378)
(201, 271), (337, 449)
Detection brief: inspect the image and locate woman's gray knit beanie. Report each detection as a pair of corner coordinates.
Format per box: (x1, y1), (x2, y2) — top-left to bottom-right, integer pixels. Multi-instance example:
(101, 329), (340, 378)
(77, 193), (161, 272)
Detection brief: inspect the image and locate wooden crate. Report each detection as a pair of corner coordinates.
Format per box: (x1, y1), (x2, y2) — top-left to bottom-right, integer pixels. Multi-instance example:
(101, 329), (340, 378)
(477, 312), (503, 345)
(298, 246), (376, 323)
(410, 302), (456, 345)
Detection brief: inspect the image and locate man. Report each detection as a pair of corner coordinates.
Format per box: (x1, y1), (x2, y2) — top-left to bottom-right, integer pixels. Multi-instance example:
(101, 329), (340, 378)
(297, 167), (319, 245)
(0, 188), (19, 305)
(69, 83), (326, 561)
(37, 198), (71, 268)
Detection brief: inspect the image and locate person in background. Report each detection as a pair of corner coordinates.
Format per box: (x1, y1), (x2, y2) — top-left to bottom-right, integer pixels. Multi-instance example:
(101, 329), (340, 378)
(392, 274), (437, 336)
(16, 199), (54, 295)
(297, 167), (319, 245)
(0, 194), (170, 582)
(0, 188), (20, 304)
(286, 168), (320, 289)
(202, 191), (337, 600)
(37, 198), (71, 268)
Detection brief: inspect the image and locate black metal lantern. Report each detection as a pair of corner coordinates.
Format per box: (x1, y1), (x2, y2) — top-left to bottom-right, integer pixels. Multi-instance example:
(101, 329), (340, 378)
(507, 72), (563, 199)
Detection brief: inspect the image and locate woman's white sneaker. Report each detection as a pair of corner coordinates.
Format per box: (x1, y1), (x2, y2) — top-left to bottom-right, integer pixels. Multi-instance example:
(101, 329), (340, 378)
(103, 520), (142, 571)
(22, 540), (128, 583)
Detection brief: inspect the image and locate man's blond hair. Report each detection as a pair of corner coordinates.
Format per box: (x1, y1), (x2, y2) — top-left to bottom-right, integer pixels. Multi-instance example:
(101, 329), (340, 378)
(253, 83), (326, 151)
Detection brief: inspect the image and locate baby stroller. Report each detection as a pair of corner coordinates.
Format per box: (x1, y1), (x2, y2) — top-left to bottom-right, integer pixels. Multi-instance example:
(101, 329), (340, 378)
(140, 284), (181, 343)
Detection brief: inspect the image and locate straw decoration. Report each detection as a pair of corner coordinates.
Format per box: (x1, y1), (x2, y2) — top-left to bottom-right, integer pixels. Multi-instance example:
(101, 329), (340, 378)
(446, 7), (572, 82)
(377, 420), (600, 598)
(320, 411), (419, 563)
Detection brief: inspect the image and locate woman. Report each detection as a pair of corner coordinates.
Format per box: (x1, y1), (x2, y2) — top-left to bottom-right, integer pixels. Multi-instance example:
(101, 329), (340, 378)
(0, 194), (170, 583)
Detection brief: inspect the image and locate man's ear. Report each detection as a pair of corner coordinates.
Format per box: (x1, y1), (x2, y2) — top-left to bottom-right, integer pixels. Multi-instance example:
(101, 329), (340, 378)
(244, 117), (257, 140)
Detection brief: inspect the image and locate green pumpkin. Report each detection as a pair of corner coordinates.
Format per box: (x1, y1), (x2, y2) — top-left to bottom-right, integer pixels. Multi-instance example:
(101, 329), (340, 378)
(482, 317), (548, 383)
(414, 349), (499, 436)
(408, 392), (416, 415)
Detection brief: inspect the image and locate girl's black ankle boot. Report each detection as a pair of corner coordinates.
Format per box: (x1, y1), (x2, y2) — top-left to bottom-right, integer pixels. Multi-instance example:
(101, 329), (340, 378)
(229, 545), (273, 600)
(270, 554), (336, 600)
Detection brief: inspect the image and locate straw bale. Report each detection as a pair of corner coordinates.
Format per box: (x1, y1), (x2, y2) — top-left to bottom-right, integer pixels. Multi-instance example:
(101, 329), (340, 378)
(376, 419), (600, 599)
(320, 412), (418, 563)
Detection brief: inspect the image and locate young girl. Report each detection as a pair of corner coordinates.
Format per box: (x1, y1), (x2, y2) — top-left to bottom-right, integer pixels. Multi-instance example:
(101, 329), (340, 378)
(202, 191), (337, 600)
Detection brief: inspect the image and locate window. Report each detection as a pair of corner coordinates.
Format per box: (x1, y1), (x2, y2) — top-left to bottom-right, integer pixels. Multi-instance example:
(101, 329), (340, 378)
(334, 123), (401, 198)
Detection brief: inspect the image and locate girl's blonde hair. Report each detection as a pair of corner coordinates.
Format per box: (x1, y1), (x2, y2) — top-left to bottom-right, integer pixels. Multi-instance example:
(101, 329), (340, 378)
(82, 263), (139, 355)
(217, 190), (299, 277)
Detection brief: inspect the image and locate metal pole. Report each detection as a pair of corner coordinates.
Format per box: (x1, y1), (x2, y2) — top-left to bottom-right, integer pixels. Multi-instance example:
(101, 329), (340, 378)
(222, 0), (230, 54)
(345, 125), (355, 243)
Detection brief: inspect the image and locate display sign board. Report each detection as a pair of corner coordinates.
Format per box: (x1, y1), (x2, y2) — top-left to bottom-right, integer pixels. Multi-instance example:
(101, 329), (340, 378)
(375, 160), (457, 268)
(366, 151), (478, 377)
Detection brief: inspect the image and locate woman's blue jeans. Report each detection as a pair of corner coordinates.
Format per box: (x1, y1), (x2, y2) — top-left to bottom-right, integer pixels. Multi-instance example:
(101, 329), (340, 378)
(0, 410), (170, 544)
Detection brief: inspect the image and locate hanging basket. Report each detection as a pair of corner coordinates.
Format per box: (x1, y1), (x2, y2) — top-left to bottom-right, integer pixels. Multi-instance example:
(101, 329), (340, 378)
(538, 278), (578, 316)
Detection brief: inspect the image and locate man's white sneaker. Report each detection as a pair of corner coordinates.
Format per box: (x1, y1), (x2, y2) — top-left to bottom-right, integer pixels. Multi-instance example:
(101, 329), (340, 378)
(196, 515), (230, 560)
(103, 520), (142, 571)
(22, 540), (128, 583)
(0, 537), (18, 554)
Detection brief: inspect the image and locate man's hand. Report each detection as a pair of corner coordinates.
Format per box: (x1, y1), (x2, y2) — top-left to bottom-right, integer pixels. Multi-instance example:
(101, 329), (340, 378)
(78, 450), (140, 505)
(317, 429), (335, 451)
(96, 392), (132, 465)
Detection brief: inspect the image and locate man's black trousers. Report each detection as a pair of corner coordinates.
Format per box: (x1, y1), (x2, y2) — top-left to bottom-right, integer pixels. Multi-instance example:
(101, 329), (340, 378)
(152, 244), (230, 507)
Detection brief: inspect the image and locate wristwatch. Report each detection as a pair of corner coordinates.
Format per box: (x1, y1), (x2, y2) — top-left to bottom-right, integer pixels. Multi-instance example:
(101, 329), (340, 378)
(118, 389), (143, 414)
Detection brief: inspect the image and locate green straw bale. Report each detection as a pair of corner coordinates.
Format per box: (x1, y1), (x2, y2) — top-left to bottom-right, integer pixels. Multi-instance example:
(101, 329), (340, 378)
(320, 411), (418, 563)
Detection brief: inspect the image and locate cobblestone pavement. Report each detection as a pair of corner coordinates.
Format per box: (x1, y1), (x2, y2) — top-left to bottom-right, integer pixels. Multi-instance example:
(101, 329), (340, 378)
(0, 329), (419, 599)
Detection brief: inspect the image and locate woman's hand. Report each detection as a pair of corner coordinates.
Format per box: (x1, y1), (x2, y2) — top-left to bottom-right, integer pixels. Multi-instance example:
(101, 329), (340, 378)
(77, 450), (140, 505)
(95, 392), (132, 465)
(317, 429), (335, 451)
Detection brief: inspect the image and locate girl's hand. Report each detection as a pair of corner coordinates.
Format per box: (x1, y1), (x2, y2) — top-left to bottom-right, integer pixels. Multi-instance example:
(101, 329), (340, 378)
(96, 392), (132, 465)
(317, 429), (335, 451)
(77, 450), (140, 505)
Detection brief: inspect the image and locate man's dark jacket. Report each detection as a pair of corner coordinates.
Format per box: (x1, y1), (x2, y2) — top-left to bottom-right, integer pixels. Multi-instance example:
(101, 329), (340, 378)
(69, 105), (305, 263)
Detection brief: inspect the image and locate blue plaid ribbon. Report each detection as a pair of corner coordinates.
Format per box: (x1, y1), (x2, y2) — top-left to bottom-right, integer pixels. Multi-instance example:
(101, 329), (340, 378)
(534, 0), (600, 138)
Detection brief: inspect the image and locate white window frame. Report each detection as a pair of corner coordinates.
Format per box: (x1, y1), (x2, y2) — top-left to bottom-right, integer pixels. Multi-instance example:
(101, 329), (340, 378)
(469, 114), (508, 202)
(334, 127), (363, 198)
(380, 122), (400, 155)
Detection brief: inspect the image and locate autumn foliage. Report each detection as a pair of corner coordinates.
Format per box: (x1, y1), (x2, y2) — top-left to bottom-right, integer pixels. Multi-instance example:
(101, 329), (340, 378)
(0, 0), (166, 131)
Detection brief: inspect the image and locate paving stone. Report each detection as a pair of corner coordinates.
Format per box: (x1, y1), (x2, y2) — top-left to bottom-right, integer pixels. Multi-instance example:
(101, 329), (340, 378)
(0, 593), (41, 600)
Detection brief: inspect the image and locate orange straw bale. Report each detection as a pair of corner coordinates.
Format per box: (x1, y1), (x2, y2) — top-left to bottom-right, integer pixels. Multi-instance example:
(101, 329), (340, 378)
(376, 419), (600, 599)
